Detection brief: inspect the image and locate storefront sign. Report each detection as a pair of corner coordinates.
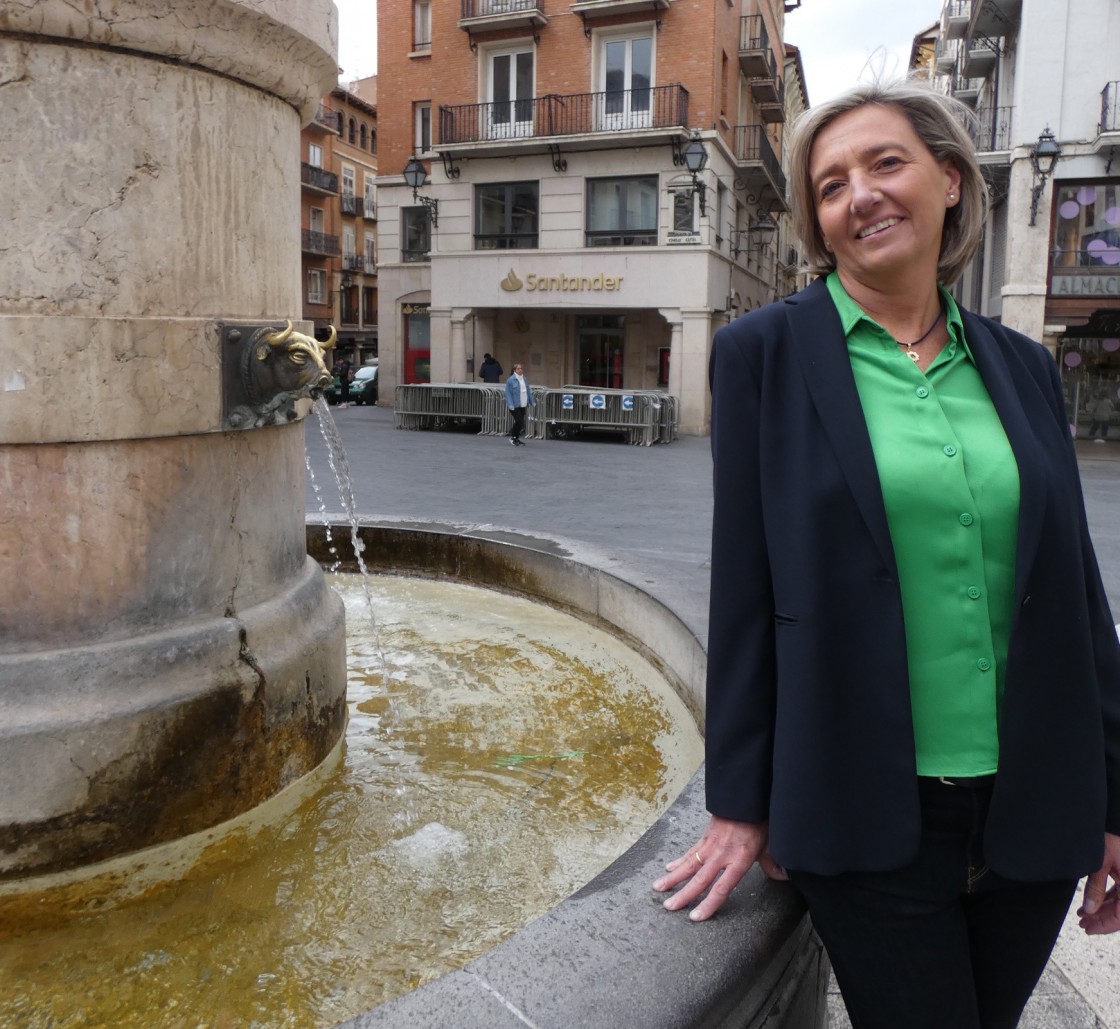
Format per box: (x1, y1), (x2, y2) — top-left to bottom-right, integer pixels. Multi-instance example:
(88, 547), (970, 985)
(1052, 274), (1120, 297)
(499, 269), (623, 293)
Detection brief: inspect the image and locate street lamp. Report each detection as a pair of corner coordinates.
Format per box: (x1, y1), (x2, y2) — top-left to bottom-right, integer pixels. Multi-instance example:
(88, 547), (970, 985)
(730, 208), (778, 258)
(681, 130), (709, 215)
(402, 155), (439, 228)
(1028, 126), (1062, 226)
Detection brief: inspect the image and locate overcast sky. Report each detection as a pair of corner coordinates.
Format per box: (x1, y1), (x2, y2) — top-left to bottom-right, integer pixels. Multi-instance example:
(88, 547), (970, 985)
(331, 0), (938, 105)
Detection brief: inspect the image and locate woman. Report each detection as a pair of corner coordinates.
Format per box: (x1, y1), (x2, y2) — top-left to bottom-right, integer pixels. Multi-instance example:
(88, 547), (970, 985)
(653, 80), (1120, 1029)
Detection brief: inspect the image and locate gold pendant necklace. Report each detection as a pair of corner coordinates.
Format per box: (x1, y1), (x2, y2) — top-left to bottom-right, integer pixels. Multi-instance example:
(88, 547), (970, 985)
(897, 307), (943, 362)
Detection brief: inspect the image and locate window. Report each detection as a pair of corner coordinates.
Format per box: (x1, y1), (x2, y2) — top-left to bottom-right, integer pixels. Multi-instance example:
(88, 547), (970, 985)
(341, 166), (355, 198)
(403, 207), (431, 261)
(487, 49), (534, 140)
(1053, 182), (1120, 268)
(348, 117), (356, 144)
(343, 226), (356, 261)
(307, 268), (325, 304)
(413, 1), (431, 50)
(364, 177), (377, 218)
(364, 233), (378, 272)
(308, 143), (323, 168)
(475, 182), (539, 249)
(673, 190), (697, 233)
(360, 124), (367, 149)
(415, 103), (432, 154)
(599, 31), (653, 130)
(586, 176), (657, 247)
(370, 129), (378, 154)
(309, 207), (325, 234)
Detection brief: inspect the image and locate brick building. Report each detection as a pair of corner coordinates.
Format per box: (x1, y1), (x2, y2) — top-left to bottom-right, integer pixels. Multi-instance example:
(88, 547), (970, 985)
(300, 82), (379, 367)
(375, 0), (801, 434)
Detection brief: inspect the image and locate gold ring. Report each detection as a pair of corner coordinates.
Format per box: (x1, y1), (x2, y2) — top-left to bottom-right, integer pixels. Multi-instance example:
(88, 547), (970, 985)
(694, 852), (703, 865)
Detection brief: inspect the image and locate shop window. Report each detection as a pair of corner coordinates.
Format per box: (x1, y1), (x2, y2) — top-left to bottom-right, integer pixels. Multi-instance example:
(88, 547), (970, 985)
(586, 176), (657, 247)
(403, 302), (431, 383)
(402, 207), (431, 262)
(475, 182), (539, 249)
(1053, 182), (1120, 268)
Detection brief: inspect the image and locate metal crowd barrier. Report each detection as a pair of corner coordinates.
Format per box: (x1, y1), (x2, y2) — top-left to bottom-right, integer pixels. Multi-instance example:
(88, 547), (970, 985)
(394, 384), (678, 444)
(534, 387), (678, 445)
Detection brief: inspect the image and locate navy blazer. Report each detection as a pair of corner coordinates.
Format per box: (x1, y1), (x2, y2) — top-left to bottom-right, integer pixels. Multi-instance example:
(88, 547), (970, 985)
(705, 277), (1120, 880)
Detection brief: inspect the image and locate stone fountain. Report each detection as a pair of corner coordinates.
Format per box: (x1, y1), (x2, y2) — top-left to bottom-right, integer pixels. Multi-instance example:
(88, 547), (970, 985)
(0, 0), (346, 879)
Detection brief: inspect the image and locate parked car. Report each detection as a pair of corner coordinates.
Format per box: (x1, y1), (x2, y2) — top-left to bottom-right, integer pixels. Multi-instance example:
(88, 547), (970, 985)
(325, 363), (378, 405)
(352, 364), (378, 405)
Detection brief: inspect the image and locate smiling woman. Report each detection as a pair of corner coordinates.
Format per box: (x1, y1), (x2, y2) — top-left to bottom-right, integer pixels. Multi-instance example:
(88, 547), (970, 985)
(653, 79), (1120, 1029)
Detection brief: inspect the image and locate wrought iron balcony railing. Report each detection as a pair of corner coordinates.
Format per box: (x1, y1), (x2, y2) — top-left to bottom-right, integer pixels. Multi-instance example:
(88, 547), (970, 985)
(439, 83), (688, 144)
(301, 229), (340, 256)
(343, 253), (365, 272)
(461, 0), (544, 16)
(341, 194), (365, 217)
(972, 105), (1013, 151)
(733, 124), (786, 200)
(301, 163), (338, 193)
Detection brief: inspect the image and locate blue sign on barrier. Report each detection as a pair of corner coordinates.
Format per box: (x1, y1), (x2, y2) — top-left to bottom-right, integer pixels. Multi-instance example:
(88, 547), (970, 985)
(590, 394), (606, 410)
(562, 394), (574, 409)
(621, 395), (634, 411)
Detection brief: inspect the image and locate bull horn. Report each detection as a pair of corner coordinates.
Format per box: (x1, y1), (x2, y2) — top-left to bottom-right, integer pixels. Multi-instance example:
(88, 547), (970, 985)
(322, 325), (337, 350)
(264, 320), (294, 348)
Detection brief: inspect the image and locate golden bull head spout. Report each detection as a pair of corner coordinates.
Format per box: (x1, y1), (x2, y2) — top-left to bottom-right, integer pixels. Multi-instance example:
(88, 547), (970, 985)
(221, 321), (336, 429)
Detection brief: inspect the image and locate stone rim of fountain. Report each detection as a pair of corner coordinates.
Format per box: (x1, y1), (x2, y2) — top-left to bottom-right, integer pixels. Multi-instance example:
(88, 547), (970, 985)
(309, 518), (825, 1029)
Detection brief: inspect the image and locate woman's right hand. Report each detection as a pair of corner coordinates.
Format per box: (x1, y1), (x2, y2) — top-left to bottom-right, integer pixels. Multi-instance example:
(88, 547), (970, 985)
(652, 815), (787, 922)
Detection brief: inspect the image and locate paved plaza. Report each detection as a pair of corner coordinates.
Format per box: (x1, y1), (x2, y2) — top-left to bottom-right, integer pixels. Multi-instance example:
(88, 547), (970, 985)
(306, 402), (1120, 1029)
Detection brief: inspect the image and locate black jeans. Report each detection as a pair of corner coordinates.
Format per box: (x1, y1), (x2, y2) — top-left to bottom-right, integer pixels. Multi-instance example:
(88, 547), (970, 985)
(789, 779), (1077, 1029)
(510, 406), (527, 440)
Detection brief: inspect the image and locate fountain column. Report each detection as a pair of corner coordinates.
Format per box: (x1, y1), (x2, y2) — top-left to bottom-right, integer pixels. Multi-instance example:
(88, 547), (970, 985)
(0, 0), (346, 879)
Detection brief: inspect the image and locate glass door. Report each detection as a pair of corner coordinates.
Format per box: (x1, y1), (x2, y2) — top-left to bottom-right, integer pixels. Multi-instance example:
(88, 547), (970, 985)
(577, 316), (625, 388)
(600, 34), (652, 131)
(488, 50), (534, 139)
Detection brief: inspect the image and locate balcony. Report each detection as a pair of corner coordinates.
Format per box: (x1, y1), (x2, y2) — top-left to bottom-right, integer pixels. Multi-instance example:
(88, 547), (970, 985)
(943, 0), (970, 38)
(438, 83), (688, 156)
(570, 0), (670, 23)
(968, 0), (1021, 38)
(307, 103), (339, 134)
(972, 105), (1013, 152)
(758, 78), (785, 124)
(733, 125), (787, 210)
(961, 35), (998, 77)
(301, 163), (338, 194)
(934, 38), (958, 74)
(953, 76), (982, 104)
(341, 194), (366, 218)
(1101, 81), (1120, 135)
(459, 0), (547, 33)
(301, 229), (340, 256)
(738, 14), (773, 79)
(343, 253), (365, 272)
(364, 258), (378, 275)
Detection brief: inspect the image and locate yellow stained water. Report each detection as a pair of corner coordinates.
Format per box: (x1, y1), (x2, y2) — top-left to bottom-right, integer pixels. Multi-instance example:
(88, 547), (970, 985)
(0, 575), (702, 1028)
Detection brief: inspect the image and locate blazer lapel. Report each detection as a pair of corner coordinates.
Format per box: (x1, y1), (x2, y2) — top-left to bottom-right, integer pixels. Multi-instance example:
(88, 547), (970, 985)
(784, 280), (898, 574)
(960, 312), (1046, 600)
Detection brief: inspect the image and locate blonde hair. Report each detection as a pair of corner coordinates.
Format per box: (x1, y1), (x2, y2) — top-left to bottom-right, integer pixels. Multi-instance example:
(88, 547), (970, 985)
(787, 79), (986, 286)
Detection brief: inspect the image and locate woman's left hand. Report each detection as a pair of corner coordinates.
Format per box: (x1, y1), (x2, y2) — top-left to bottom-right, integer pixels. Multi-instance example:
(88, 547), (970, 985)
(1078, 832), (1120, 934)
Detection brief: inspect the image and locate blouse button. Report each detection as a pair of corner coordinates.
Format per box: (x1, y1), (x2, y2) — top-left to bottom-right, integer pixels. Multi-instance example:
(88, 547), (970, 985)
(977, 658), (992, 672)
(915, 386), (929, 398)
(959, 513), (974, 526)
(967, 586), (982, 599)
(943, 444), (957, 457)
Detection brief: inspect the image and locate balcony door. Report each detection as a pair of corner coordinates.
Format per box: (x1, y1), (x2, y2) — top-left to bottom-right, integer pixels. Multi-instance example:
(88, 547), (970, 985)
(488, 49), (534, 140)
(600, 33), (652, 131)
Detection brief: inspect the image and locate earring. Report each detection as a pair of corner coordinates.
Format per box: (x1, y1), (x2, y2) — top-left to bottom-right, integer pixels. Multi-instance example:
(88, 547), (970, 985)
(948, 193), (956, 202)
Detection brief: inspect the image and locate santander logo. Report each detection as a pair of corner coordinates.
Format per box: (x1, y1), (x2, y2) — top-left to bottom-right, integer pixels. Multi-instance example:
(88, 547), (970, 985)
(499, 269), (524, 292)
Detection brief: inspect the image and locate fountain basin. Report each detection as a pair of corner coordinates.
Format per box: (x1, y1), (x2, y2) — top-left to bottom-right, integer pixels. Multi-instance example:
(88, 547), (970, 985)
(310, 521), (827, 1029)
